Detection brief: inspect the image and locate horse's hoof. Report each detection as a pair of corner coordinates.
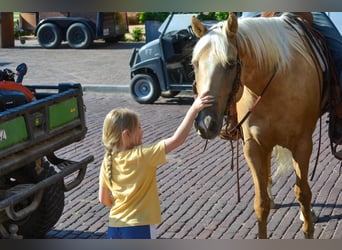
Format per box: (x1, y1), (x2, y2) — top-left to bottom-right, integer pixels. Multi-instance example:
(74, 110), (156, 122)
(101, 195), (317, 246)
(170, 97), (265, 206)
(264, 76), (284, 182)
(299, 209), (318, 223)
(304, 232), (314, 239)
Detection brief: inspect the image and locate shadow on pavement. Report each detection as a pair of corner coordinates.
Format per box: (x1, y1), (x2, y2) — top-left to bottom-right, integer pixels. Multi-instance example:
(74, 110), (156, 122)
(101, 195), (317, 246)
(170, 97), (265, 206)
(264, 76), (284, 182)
(46, 229), (107, 239)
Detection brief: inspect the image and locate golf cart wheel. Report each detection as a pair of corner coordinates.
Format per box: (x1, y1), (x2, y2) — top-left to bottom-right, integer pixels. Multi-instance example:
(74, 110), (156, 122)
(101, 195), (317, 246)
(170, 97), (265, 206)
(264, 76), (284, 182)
(130, 74), (161, 104)
(66, 22), (92, 49)
(37, 23), (62, 49)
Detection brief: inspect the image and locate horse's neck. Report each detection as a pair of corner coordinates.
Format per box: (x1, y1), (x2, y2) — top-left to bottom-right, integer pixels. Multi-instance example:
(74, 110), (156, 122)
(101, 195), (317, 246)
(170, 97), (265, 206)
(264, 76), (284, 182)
(239, 54), (275, 96)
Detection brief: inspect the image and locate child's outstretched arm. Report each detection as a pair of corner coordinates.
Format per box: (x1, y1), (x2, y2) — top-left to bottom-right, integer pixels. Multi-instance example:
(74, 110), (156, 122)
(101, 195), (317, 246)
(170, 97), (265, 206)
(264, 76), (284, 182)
(164, 93), (214, 153)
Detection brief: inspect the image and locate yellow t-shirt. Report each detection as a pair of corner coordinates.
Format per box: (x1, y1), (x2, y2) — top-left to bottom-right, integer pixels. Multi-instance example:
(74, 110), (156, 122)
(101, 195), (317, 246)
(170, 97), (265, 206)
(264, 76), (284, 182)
(99, 140), (166, 227)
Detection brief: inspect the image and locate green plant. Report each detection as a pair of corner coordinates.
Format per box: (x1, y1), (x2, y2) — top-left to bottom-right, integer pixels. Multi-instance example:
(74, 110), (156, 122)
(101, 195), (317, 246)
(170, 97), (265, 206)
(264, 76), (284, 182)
(215, 12), (229, 21)
(131, 27), (143, 41)
(13, 13), (34, 39)
(198, 12), (216, 20)
(138, 12), (229, 25)
(138, 12), (169, 23)
(197, 12), (229, 21)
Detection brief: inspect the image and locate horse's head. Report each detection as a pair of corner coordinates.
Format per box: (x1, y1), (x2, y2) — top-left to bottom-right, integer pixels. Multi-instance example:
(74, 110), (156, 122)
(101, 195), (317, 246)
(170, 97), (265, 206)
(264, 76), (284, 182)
(191, 13), (240, 139)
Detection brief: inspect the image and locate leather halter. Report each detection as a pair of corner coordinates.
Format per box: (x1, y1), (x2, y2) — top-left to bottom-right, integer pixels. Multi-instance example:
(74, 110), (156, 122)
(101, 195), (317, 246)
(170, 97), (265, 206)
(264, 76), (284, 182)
(192, 50), (243, 153)
(226, 50), (243, 111)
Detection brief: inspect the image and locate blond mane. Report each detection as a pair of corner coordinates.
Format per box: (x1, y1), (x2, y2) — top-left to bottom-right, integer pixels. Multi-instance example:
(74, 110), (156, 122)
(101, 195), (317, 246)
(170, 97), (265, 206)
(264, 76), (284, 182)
(192, 14), (313, 72)
(192, 21), (230, 67)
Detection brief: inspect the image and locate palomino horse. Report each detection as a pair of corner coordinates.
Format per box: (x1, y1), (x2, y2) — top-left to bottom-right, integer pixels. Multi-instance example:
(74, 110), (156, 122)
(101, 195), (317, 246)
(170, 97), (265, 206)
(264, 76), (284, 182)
(191, 13), (328, 239)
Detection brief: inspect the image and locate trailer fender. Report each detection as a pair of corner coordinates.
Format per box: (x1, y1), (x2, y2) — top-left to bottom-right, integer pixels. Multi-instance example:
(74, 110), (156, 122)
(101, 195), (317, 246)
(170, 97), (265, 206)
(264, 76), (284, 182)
(35, 17), (95, 37)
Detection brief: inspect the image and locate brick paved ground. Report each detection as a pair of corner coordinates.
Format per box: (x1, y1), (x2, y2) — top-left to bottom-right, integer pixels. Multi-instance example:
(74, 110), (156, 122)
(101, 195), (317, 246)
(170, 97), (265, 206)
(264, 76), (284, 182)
(1, 39), (341, 239)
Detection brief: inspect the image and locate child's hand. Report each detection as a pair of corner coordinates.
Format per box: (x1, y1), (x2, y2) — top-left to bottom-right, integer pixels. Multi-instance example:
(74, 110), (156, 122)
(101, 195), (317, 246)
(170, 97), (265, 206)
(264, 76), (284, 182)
(192, 92), (215, 113)
(164, 92), (215, 153)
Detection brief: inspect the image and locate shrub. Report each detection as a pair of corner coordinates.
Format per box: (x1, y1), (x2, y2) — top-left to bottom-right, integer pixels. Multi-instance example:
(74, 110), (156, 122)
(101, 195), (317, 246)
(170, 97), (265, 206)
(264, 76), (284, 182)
(198, 12), (229, 21)
(131, 27), (143, 41)
(138, 12), (169, 23)
(215, 12), (229, 21)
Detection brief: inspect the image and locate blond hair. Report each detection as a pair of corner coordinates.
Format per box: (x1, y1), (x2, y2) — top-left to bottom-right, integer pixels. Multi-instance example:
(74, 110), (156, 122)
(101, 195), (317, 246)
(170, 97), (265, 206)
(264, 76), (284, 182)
(102, 108), (139, 186)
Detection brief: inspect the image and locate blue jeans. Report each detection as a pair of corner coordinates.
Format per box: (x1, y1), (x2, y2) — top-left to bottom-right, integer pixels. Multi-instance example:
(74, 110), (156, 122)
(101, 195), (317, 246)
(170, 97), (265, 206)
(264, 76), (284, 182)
(312, 12), (342, 87)
(107, 225), (155, 239)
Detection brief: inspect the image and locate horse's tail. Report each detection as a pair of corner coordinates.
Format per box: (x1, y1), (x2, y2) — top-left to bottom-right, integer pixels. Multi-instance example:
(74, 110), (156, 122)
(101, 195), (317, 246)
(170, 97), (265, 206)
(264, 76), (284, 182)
(272, 145), (293, 180)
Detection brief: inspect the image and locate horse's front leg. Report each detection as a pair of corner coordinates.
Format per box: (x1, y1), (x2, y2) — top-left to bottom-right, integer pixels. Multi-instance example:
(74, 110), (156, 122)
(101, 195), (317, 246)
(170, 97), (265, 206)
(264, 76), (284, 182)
(292, 139), (315, 239)
(243, 139), (272, 239)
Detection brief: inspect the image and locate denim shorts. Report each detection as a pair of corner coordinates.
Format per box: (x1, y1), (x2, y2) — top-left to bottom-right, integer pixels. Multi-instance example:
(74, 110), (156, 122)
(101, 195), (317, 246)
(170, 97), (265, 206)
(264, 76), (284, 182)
(107, 225), (156, 239)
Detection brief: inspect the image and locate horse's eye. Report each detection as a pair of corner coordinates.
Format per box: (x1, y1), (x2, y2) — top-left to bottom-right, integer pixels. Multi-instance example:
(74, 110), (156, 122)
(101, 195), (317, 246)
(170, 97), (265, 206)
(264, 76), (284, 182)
(226, 62), (236, 69)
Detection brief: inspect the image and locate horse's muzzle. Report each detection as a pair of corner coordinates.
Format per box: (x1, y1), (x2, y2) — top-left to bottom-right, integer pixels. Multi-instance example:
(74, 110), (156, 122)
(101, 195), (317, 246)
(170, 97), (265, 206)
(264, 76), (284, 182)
(195, 112), (221, 139)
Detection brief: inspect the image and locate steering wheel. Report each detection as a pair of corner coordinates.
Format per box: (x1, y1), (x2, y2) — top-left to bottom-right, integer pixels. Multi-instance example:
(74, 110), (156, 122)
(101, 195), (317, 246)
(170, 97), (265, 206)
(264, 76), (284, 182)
(187, 25), (196, 39)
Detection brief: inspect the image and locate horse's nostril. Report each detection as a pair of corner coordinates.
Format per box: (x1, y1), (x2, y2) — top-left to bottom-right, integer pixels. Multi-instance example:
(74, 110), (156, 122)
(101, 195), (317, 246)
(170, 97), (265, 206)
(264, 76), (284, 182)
(204, 115), (215, 131)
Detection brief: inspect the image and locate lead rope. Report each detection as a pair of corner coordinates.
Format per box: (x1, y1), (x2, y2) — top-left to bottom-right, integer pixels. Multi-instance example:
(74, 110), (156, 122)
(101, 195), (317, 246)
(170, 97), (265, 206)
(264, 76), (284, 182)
(311, 116), (322, 181)
(203, 139), (208, 153)
(228, 133), (241, 202)
(230, 69), (277, 135)
(228, 69), (277, 203)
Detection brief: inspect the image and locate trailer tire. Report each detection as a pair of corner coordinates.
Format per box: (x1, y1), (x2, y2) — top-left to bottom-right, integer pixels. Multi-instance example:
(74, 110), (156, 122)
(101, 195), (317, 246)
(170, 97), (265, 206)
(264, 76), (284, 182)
(130, 74), (161, 104)
(37, 23), (62, 49)
(5, 160), (65, 239)
(66, 23), (92, 49)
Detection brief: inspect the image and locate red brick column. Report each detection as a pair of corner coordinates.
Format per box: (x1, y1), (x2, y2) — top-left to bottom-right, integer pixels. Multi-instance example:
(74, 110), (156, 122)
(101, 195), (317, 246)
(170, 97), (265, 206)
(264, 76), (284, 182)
(0, 12), (14, 48)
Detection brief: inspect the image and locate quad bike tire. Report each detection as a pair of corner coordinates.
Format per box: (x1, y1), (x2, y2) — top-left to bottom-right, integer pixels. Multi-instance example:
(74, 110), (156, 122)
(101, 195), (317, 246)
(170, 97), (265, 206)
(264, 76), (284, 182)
(4, 159), (65, 239)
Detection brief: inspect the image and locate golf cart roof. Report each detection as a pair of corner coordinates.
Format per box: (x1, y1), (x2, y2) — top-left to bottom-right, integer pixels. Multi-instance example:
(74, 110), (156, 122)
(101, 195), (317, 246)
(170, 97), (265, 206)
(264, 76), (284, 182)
(158, 13), (219, 34)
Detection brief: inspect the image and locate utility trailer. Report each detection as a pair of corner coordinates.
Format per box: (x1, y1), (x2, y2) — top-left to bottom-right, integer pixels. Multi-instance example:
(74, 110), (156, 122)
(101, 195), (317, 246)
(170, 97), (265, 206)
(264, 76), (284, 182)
(19, 12), (128, 49)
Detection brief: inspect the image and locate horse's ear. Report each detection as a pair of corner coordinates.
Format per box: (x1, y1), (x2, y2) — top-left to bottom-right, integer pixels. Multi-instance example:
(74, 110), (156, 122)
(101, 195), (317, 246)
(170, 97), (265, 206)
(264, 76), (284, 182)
(226, 12), (238, 38)
(191, 15), (207, 38)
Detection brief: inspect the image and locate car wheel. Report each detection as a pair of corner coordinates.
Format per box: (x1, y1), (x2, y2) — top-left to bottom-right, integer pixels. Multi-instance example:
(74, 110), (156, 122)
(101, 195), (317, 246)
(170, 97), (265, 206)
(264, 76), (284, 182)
(130, 74), (161, 104)
(37, 23), (62, 49)
(66, 23), (92, 49)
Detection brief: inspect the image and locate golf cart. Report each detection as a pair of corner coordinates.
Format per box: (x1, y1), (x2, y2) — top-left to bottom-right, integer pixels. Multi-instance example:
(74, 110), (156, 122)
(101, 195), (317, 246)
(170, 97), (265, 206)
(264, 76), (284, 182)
(129, 13), (217, 104)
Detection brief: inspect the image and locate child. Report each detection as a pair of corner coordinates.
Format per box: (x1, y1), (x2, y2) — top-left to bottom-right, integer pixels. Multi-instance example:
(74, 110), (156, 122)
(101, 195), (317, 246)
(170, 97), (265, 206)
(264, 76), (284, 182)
(98, 92), (214, 239)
